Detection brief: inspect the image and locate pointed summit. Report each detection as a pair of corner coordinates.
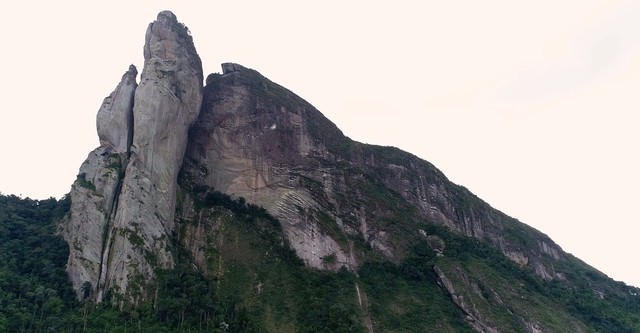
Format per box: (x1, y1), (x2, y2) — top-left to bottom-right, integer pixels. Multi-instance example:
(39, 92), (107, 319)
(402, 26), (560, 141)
(133, 10), (203, 193)
(96, 65), (137, 153)
(61, 11), (203, 302)
(143, 11), (202, 83)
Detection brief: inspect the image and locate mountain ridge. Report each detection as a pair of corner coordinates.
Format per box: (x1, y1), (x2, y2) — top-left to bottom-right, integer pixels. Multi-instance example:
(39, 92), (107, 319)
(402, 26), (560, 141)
(29, 10), (640, 332)
(185, 62), (567, 278)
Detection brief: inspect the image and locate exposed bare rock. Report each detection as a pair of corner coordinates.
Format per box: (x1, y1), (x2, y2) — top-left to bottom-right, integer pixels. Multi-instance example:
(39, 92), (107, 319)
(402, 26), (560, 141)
(539, 240), (561, 259)
(54, 11), (640, 332)
(60, 147), (126, 297)
(173, 192), (230, 278)
(505, 251), (529, 267)
(99, 10), (202, 300)
(221, 62), (245, 74)
(132, 10), (203, 204)
(61, 11), (202, 301)
(184, 65), (357, 270)
(61, 65), (135, 297)
(523, 321), (545, 333)
(96, 65), (137, 152)
(183, 64), (564, 278)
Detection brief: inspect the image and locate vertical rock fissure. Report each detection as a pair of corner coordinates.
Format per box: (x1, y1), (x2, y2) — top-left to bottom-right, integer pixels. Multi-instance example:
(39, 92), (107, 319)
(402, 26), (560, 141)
(62, 10), (202, 301)
(126, 105), (134, 157)
(95, 65), (136, 302)
(96, 156), (129, 302)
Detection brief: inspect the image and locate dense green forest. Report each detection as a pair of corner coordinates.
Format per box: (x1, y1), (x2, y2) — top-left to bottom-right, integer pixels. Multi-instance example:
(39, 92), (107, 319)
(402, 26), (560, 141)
(0, 194), (73, 332)
(0, 191), (466, 332)
(0, 193), (366, 332)
(1, 192), (640, 332)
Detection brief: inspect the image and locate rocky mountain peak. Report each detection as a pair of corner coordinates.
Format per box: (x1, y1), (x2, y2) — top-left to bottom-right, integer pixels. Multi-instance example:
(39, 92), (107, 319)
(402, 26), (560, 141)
(61, 11), (202, 302)
(64, 10), (564, 304)
(96, 65), (137, 153)
(157, 10), (177, 22)
(43, 10), (640, 332)
(221, 62), (246, 74)
(143, 11), (202, 84)
(182, 60), (566, 279)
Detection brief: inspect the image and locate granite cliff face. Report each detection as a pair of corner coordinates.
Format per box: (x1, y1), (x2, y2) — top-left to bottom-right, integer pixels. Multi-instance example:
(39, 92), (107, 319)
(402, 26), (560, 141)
(62, 30), (564, 302)
(60, 11), (202, 302)
(67, 9), (558, 303)
(96, 65), (137, 153)
(183, 64), (356, 270)
(52, 11), (640, 332)
(181, 65), (564, 279)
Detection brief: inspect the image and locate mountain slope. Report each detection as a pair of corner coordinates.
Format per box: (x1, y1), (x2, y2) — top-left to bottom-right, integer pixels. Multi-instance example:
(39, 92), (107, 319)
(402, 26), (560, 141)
(41, 11), (640, 333)
(3, 191), (639, 332)
(185, 63), (564, 279)
(178, 64), (640, 332)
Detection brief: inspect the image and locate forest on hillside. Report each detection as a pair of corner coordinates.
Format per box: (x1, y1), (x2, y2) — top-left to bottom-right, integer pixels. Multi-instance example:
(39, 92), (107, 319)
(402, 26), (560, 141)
(2, 193), (640, 332)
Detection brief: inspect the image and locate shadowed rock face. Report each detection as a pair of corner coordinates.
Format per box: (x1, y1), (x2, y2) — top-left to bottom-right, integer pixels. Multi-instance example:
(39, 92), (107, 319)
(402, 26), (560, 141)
(63, 11), (564, 303)
(60, 11), (202, 302)
(61, 146), (126, 298)
(133, 10), (203, 195)
(182, 64), (564, 277)
(53, 10), (640, 333)
(96, 65), (137, 153)
(184, 65), (357, 270)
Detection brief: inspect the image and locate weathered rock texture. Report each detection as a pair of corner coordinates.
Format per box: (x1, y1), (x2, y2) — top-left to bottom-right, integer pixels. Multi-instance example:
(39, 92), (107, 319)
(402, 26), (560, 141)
(61, 147), (126, 298)
(132, 10), (203, 197)
(184, 65), (357, 270)
(60, 11), (202, 302)
(63, 11), (564, 303)
(183, 64), (564, 277)
(58, 11), (640, 332)
(96, 65), (137, 152)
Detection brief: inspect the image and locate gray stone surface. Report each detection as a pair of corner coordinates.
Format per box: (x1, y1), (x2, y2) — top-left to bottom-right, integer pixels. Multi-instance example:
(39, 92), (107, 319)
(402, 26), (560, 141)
(61, 11), (203, 302)
(183, 63), (565, 279)
(63, 11), (566, 304)
(96, 65), (137, 152)
(60, 147), (126, 297)
(131, 10), (203, 211)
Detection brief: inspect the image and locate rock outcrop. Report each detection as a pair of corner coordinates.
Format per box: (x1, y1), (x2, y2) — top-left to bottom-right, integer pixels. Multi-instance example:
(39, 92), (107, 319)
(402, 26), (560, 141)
(184, 65), (356, 270)
(132, 10), (203, 197)
(63, 10), (562, 303)
(60, 11), (202, 302)
(96, 65), (137, 153)
(435, 265), (501, 333)
(55, 11), (640, 332)
(183, 64), (563, 277)
(61, 146), (127, 299)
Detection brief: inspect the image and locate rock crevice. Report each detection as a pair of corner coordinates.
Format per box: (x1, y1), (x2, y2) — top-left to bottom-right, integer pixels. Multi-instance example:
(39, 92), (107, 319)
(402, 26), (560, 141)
(61, 11), (202, 301)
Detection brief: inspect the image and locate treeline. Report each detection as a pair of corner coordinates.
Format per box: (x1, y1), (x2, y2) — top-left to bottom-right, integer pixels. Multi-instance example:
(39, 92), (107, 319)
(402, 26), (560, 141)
(0, 192), (365, 332)
(3, 190), (640, 332)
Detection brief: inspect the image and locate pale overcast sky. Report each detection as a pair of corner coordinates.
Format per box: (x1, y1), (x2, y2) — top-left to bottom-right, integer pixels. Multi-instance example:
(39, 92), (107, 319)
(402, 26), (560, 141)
(1, 1), (639, 286)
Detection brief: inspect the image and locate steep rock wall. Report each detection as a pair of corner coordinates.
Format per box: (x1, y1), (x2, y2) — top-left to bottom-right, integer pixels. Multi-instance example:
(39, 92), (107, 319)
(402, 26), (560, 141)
(103, 10), (203, 300)
(60, 146), (127, 297)
(64, 12), (564, 302)
(185, 65), (356, 270)
(184, 64), (563, 278)
(96, 65), (137, 153)
(60, 11), (202, 301)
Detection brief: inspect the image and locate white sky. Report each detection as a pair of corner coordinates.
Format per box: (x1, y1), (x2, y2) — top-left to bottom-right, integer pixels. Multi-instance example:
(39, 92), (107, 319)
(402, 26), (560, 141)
(1, 1), (639, 287)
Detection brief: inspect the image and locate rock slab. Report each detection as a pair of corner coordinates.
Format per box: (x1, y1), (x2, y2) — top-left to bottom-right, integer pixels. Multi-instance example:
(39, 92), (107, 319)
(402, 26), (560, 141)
(61, 11), (202, 302)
